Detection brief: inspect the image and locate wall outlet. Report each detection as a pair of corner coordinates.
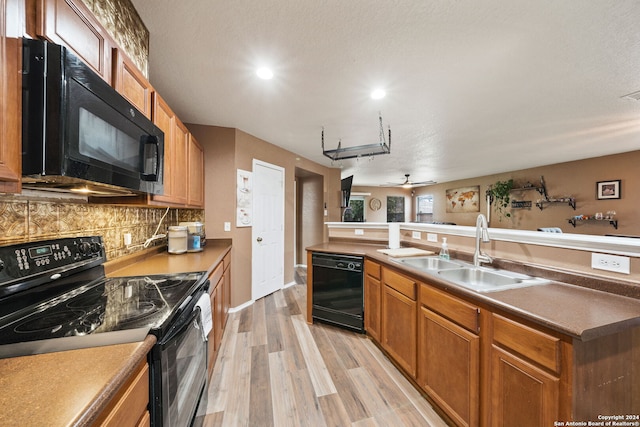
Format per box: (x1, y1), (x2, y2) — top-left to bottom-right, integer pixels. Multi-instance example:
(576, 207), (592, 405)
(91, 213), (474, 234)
(355, 229), (364, 235)
(591, 253), (630, 274)
(123, 233), (132, 246)
(412, 231), (421, 239)
(427, 233), (438, 242)
(224, 222), (231, 232)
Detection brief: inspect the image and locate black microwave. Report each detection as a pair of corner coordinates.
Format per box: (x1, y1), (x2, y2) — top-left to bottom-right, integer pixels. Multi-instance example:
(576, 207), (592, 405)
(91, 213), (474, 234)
(21, 38), (164, 195)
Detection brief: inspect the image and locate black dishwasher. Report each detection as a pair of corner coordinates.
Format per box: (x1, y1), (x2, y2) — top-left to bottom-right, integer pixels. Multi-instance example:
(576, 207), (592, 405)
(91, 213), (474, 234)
(311, 252), (364, 333)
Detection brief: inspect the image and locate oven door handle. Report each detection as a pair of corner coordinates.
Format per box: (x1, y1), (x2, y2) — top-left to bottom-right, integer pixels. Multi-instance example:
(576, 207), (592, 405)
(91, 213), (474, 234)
(159, 306), (203, 348)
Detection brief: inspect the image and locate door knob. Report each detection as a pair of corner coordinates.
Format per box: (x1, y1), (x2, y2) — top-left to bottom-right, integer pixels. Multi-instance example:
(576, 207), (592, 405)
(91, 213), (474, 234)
(257, 237), (263, 242)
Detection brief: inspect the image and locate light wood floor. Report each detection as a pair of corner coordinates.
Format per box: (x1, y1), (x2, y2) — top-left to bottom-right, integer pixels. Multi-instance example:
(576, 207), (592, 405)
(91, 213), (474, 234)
(203, 269), (449, 426)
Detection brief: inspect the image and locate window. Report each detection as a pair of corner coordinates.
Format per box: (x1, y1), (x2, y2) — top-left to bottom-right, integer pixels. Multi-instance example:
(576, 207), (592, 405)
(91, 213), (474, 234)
(387, 196), (405, 222)
(343, 196), (365, 222)
(417, 194), (434, 223)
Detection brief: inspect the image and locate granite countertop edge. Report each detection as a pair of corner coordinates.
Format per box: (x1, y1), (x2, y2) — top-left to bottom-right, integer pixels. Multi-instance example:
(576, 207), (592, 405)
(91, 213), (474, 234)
(306, 242), (640, 341)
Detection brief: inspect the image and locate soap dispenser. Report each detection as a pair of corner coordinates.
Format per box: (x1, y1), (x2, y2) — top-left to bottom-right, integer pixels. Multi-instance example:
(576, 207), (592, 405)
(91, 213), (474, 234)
(439, 237), (450, 260)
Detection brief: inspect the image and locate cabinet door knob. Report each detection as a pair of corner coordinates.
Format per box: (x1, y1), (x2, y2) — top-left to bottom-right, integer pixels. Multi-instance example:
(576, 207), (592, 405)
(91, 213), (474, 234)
(257, 237), (263, 242)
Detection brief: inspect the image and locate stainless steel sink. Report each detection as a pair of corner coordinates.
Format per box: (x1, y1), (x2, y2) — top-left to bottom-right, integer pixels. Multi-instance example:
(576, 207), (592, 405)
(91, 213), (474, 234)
(437, 267), (550, 293)
(395, 256), (466, 271)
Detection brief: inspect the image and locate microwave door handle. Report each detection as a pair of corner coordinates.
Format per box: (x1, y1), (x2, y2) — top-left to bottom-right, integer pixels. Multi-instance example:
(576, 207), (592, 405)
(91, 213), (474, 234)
(140, 135), (160, 181)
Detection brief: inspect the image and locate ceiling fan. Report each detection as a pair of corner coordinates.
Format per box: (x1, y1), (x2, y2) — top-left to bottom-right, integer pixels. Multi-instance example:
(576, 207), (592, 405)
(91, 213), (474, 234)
(383, 174), (436, 188)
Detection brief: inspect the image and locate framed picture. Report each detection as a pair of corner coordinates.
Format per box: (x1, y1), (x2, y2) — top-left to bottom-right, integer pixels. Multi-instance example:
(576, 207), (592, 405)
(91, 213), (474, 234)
(446, 186), (480, 213)
(596, 180), (621, 200)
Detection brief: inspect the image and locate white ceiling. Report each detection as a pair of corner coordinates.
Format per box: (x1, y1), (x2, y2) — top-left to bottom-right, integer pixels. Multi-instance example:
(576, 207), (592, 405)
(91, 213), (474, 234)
(130, 0), (640, 187)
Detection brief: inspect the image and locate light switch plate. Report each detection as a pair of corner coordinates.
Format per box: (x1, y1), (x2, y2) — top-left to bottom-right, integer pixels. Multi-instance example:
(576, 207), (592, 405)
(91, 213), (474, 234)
(355, 229), (364, 235)
(591, 253), (630, 274)
(427, 233), (438, 242)
(224, 222), (231, 232)
(412, 231), (421, 239)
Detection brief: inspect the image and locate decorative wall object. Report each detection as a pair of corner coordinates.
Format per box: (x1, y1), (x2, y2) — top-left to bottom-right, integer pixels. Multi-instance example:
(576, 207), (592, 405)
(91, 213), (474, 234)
(446, 186), (480, 213)
(236, 169), (252, 227)
(596, 180), (621, 200)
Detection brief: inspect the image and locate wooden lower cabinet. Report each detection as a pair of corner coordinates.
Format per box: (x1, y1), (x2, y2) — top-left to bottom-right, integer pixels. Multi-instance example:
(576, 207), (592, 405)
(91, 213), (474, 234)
(364, 260), (381, 341)
(222, 251), (231, 327)
(487, 313), (563, 427)
(418, 307), (479, 427)
(381, 267), (417, 378)
(207, 262), (224, 381)
(489, 345), (559, 427)
(95, 360), (150, 427)
(363, 258), (639, 425)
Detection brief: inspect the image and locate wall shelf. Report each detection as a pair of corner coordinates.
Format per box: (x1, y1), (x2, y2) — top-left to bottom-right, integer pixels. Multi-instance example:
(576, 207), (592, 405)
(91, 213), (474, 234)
(510, 176), (576, 211)
(536, 197), (576, 211)
(568, 218), (618, 229)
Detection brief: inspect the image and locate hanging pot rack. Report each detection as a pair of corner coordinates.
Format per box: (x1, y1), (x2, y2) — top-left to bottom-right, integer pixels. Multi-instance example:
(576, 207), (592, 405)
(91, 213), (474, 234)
(321, 113), (391, 161)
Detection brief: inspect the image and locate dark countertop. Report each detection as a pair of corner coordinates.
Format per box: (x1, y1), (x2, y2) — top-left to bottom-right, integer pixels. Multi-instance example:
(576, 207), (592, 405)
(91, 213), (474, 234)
(307, 242), (640, 341)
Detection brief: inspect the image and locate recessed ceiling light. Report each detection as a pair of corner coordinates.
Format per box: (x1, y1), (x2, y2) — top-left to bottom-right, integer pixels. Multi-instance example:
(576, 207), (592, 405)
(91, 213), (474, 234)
(371, 89), (386, 100)
(256, 67), (274, 80)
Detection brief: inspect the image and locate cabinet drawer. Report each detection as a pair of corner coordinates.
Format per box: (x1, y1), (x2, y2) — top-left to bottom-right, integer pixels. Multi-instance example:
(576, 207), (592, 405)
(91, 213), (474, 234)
(420, 284), (479, 334)
(208, 263), (223, 291)
(492, 314), (560, 373)
(365, 259), (380, 280)
(382, 268), (416, 301)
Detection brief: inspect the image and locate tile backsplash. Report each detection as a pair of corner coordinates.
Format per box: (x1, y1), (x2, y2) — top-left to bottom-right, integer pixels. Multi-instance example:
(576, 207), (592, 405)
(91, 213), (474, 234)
(0, 195), (203, 261)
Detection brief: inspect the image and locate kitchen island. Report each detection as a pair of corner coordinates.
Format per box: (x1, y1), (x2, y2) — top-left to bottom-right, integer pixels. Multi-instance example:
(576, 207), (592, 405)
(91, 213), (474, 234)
(307, 241), (640, 426)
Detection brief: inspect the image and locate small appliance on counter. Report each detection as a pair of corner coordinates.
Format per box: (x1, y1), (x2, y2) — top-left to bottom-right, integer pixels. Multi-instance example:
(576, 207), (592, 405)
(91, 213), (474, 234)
(167, 226), (188, 254)
(179, 222), (204, 252)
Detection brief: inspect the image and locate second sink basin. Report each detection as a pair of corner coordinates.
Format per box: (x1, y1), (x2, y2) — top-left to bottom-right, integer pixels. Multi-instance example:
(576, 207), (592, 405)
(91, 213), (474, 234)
(437, 267), (550, 293)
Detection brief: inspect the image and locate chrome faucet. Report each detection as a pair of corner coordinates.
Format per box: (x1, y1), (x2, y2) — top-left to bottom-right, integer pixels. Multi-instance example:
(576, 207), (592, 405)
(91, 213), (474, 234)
(474, 214), (493, 267)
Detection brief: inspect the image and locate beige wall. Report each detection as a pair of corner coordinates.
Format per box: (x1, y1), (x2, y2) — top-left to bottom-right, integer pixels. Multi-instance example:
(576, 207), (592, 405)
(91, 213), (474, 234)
(355, 150), (639, 236)
(188, 124), (340, 308)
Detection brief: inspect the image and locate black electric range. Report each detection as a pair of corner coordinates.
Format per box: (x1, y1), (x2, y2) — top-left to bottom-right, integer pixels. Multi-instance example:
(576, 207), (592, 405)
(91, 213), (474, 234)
(0, 236), (207, 359)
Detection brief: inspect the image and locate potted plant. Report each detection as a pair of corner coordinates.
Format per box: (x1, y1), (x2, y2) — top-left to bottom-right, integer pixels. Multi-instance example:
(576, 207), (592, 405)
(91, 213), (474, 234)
(487, 179), (514, 221)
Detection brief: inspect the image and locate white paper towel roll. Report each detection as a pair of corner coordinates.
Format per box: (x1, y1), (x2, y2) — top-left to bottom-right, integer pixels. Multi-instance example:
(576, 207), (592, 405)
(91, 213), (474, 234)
(388, 223), (400, 249)
(194, 293), (213, 338)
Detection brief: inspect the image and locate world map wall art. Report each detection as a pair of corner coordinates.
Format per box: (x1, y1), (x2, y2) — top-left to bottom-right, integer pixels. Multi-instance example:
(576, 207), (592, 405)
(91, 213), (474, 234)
(446, 186), (480, 213)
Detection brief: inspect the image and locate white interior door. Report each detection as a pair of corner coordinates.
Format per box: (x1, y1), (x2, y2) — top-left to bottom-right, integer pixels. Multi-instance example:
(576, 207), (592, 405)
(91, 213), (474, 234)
(252, 159), (285, 300)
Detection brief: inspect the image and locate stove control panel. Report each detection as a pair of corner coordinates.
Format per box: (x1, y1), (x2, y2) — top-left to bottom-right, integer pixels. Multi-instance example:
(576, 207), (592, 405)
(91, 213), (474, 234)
(0, 236), (105, 285)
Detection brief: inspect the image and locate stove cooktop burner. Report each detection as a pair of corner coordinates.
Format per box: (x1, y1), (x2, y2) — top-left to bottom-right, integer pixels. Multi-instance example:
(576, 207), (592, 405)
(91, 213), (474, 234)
(0, 271), (206, 351)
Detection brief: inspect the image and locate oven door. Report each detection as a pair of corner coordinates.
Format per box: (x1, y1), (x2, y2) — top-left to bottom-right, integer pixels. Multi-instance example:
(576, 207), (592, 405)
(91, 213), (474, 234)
(151, 306), (208, 427)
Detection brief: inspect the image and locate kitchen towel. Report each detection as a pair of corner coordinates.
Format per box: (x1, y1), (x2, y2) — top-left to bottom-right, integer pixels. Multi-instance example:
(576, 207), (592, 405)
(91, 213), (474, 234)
(388, 223), (400, 249)
(194, 293), (213, 338)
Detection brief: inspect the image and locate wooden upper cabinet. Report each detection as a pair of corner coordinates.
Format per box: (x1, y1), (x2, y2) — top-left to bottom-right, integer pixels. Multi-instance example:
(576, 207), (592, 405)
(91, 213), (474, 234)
(172, 118), (189, 205)
(37, 0), (113, 82)
(112, 48), (152, 119)
(188, 134), (204, 207)
(151, 92), (190, 206)
(0, 1), (21, 193)
(151, 92), (176, 204)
